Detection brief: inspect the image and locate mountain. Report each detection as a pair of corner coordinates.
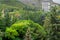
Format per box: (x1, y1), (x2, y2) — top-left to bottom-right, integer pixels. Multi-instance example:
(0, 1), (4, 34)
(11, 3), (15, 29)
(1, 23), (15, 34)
(19, 0), (39, 7)
(0, 0), (26, 8)
(0, 0), (40, 11)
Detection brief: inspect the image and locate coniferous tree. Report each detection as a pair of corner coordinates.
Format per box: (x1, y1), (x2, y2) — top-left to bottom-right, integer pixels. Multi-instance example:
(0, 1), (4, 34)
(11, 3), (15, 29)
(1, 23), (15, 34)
(43, 6), (60, 40)
(43, 14), (52, 40)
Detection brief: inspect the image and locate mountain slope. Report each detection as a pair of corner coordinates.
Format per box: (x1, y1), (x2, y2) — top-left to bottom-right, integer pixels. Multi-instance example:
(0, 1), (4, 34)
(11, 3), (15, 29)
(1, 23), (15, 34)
(0, 0), (26, 8)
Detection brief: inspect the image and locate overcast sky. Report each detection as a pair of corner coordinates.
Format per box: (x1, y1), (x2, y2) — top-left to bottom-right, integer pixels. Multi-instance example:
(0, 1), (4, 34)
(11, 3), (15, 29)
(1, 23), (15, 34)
(53, 0), (60, 4)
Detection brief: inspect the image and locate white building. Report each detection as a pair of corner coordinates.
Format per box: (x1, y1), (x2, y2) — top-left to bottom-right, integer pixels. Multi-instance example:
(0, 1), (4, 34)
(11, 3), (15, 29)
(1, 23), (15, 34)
(40, 0), (60, 11)
(19, 0), (60, 11)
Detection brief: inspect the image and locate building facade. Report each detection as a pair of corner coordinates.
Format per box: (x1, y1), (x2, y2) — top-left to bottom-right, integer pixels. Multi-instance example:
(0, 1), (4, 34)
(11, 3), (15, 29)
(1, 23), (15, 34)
(38, 0), (59, 11)
(20, 0), (59, 11)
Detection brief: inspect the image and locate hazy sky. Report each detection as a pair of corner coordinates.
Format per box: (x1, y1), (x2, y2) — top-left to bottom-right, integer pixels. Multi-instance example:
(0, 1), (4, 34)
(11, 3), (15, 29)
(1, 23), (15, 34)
(53, 0), (60, 4)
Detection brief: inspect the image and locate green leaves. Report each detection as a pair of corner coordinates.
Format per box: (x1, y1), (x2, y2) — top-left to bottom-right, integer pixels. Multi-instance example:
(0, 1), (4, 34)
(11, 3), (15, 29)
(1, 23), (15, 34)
(5, 28), (19, 39)
(20, 10), (44, 25)
(0, 37), (2, 40)
(5, 20), (46, 40)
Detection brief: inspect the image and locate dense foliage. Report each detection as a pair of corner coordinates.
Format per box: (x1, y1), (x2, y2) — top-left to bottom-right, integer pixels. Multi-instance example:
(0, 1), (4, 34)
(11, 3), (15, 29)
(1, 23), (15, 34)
(0, 0), (60, 40)
(5, 20), (46, 40)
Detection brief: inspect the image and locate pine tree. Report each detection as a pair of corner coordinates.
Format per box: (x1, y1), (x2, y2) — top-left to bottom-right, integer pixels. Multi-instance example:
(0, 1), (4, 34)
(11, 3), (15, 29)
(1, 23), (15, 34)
(51, 6), (60, 40)
(43, 14), (52, 40)
(43, 6), (60, 40)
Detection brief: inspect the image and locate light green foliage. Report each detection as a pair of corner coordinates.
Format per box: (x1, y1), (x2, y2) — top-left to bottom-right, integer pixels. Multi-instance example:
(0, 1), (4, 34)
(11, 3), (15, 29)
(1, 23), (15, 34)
(5, 28), (19, 39)
(5, 20), (46, 40)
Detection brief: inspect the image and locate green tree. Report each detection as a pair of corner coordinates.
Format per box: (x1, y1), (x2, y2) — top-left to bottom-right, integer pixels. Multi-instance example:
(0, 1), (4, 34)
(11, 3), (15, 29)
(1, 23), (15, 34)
(5, 20), (46, 40)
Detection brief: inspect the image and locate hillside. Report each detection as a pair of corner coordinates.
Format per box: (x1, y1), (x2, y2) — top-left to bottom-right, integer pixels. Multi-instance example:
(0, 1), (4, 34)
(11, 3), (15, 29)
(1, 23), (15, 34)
(0, 0), (37, 11)
(19, 0), (40, 8)
(0, 0), (26, 8)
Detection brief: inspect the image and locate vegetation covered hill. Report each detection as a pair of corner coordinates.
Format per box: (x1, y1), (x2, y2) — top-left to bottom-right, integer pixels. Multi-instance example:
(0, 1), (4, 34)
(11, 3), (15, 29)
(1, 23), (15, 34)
(0, 0), (60, 40)
(0, 0), (25, 8)
(0, 0), (37, 10)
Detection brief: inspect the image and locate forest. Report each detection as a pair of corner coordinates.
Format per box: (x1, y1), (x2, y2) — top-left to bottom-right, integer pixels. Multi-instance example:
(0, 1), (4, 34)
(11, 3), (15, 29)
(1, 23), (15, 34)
(0, 0), (60, 40)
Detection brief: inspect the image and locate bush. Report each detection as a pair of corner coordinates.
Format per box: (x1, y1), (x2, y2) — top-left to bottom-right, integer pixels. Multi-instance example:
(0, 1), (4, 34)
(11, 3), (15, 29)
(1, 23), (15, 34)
(5, 20), (46, 40)
(5, 28), (19, 39)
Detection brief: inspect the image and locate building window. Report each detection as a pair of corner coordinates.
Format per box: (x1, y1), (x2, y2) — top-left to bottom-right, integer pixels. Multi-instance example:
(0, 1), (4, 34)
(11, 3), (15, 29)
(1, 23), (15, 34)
(42, 2), (50, 11)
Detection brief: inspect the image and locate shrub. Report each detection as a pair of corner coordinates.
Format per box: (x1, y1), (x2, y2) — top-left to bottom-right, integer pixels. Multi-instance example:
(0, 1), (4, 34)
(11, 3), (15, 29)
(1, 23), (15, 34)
(5, 20), (46, 40)
(5, 28), (19, 39)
